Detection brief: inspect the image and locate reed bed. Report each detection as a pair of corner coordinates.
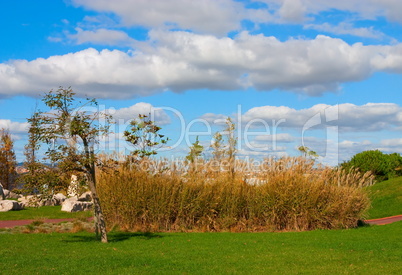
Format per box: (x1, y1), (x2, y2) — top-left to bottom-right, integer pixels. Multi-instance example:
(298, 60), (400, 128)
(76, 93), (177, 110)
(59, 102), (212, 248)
(97, 157), (373, 232)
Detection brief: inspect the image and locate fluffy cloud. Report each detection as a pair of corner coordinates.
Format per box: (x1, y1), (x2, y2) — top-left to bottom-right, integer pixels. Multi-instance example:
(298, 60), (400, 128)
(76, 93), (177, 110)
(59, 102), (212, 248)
(254, 133), (295, 143)
(111, 102), (171, 125)
(71, 0), (402, 36)
(304, 23), (384, 39)
(242, 103), (402, 132)
(71, 0), (254, 36)
(68, 28), (136, 46)
(261, 0), (402, 24)
(0, 119), (30, 133)
(2, 31), (402, 98)
(378, 138), (402, 154)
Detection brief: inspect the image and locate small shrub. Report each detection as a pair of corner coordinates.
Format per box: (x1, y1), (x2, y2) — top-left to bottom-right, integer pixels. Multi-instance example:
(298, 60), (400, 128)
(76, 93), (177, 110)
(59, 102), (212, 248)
(341, 150), (402, 181)
(30, 220), (44, 226)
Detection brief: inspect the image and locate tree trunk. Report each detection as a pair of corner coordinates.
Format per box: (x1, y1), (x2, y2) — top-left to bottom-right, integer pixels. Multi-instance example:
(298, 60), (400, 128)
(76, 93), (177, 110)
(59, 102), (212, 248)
(87, 166), (108, 243)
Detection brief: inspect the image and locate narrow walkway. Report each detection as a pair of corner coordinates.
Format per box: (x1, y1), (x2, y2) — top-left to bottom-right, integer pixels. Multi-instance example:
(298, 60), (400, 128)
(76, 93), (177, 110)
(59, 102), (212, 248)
(364, 214), (402, 225)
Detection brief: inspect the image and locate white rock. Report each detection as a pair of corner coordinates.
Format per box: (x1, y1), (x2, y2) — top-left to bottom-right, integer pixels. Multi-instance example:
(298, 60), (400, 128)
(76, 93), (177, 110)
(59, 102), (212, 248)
(0, 200), (24, 212)
(61, 197), (93, 212)
(54, 193), (67, 204)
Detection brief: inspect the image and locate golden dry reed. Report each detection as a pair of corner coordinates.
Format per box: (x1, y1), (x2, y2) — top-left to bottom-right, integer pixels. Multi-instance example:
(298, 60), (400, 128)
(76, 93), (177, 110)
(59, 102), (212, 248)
(97, 157), (373, 232)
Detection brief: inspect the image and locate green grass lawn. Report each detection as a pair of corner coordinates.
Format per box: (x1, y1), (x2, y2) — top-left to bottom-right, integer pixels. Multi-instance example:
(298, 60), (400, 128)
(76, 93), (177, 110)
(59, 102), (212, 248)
(0, 205), (92, 221)
(366, 176), (402, 219)
(0, 178), (401, 273)
(0, 221), (401, 274)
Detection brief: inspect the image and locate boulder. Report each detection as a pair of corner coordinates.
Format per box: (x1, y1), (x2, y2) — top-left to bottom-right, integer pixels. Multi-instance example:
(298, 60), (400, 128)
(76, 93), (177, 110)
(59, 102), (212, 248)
(0, 200), (24, 212)
(41, 197), (58, 206)
(54, 193), (67, 204)
(61, 197), (93, 212)
(78, 191), (92, 202)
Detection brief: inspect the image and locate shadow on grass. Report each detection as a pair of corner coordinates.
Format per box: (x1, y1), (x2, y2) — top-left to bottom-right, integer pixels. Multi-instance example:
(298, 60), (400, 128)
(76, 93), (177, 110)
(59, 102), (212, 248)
(62, 231), (164, 243)
(357, 219), (371, 228)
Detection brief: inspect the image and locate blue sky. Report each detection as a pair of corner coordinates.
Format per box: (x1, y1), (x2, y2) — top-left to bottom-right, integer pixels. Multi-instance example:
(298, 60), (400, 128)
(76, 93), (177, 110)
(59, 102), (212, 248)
(1, 0), (402, 165)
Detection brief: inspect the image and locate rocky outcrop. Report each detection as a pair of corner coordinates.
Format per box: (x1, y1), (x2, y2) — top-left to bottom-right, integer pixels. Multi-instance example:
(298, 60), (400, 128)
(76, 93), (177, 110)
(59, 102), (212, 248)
(18, 195), (42, 207)
(18, 193), (68, 207)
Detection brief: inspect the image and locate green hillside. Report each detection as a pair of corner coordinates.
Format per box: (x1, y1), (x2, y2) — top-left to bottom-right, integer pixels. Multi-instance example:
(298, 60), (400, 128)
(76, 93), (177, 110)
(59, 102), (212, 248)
(366, 176), (402, 219)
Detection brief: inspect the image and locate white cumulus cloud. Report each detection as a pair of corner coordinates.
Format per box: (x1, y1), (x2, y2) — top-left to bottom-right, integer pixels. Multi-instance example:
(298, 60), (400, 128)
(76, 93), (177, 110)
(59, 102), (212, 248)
(0, 119), (30, 133)
(242, 103), (402, 132)
(68, 28), (136, 46)
(304, 22), (384, 39)
(71, 0), (252, 36)
(111, 102), (171, 125)
(261, 0), (402, 24)
(1, 32), (402, 98)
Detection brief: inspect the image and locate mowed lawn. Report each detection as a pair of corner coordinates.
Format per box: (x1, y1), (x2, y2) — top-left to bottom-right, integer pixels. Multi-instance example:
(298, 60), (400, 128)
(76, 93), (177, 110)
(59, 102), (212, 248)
(1, 177), (401, 274)
(1, 221), (401, 274)
(0, 205), (92, 221)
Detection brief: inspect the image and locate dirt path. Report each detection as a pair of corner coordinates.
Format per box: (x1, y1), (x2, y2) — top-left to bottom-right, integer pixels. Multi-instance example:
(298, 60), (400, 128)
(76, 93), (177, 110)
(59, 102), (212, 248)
(1, 215), (401, 229)
(364, 214), (402, 225)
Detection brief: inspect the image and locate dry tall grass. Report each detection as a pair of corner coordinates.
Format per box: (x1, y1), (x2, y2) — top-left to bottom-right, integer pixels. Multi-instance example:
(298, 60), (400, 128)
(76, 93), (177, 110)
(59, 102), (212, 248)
(97, 157), (373, 232)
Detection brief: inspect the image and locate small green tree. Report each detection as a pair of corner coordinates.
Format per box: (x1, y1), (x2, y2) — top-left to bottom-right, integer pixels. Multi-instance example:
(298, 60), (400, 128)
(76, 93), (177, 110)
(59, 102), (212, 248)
(0, 129), (17, 190)
(30, 87), (112, 242)
(224, 117), (237, 179)
(298, 146), (318, 160)
(211, 132), (224, 162)
(186, 136), (204, 173)
(186, 136), (204, 163)
(124, 114), (169, 164)
(210, 118), (237, 178)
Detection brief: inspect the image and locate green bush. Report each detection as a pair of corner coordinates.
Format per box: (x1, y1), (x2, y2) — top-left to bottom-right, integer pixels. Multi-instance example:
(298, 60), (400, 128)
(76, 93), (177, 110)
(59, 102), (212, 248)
(342, 150), (402, 181)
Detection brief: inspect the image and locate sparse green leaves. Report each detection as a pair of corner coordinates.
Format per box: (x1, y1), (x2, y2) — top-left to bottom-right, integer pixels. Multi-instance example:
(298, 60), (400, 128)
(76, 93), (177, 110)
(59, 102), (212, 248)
(124, 114), (169, 162)
(298, 146), (318, 160)
(211, 132), (224, 162)
(186, 136), (204, 163)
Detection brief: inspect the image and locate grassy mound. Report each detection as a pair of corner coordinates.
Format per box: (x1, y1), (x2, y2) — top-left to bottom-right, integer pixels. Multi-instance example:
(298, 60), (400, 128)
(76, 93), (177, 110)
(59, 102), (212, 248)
(366, 176), (402, 219)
